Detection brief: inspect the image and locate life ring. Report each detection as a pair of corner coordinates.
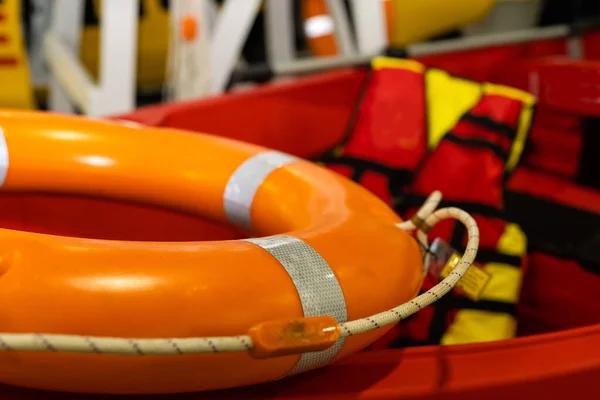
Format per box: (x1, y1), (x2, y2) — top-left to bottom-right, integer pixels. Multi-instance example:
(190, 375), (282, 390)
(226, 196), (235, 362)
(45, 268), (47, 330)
(0, 110), (478, 394)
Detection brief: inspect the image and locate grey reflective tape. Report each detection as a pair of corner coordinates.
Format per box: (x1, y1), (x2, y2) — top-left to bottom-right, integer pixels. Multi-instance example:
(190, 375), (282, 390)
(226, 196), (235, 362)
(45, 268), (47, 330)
(0, 127), (8, 187)
(224, 151), (299, 230)
(244, 235), (347, 375)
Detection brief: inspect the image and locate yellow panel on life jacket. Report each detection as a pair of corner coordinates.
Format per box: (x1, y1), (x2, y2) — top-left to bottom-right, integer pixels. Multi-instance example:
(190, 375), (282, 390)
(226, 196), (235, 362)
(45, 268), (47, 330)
(372, 57), (424, 74)
(0, 0), (35, 109)
(425, 68), (482, 150)
(442, 223), (527, 345)
(80, 0), (170, 90)
(426, 70), (535, 173)
(441, 310), (517, 345)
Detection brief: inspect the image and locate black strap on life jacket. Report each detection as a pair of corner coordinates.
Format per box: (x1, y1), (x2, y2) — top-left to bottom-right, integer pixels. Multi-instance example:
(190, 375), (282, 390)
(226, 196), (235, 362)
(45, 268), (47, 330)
(319, 155), (413, 185)
(505, 190), (600, 275)
(578, 118), (600, 190)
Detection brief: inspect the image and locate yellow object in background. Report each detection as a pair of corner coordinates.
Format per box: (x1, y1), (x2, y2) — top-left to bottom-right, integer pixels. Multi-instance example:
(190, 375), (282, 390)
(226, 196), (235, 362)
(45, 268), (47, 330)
(0, 0), (35, 109)
(386, 0), (497, 47)
(305, 0), (497, 57)
(80, 0), (170, 90)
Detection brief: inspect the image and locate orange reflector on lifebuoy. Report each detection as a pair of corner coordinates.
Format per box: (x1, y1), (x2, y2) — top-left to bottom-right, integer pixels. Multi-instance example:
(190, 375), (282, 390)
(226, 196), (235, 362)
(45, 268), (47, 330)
(249, 316), (340, 359)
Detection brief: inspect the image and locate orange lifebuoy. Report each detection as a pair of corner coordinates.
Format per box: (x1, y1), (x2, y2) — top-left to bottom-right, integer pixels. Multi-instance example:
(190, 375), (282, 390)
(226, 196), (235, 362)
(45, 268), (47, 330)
(0, 110), (424, 394)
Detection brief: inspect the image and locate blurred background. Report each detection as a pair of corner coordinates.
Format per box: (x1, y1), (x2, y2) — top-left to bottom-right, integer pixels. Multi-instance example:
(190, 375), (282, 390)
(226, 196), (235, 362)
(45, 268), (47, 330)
(2, 0), (599, 112)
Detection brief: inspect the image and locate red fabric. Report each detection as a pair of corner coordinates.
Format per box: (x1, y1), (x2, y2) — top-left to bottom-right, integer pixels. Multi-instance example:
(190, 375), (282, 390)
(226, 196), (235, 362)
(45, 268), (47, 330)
(451, 120), (512, 155)
(519, 252), (600, 336)
(359, 170), (393, 205)
(326, 164), (354, 181)
(471, 95), (524, 127)
(584, 30), (600, 60)
(340, 68), (427, 169)
(534, 110), (581, 131)
(508, 168), (600, 215)
(522, 112), (582, 178)
(524, 153), (579, 179)
(412, 93), (527, 209)
(509, 169), (600, 335)
(524, 126), (582, 178)
(411, 142), (504, 208)
(538, 61), (600, 117)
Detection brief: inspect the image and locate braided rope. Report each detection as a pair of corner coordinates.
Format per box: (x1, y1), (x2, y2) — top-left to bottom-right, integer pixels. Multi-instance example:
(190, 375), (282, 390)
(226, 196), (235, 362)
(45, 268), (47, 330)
(339, 206), (478, 336)
(0, 192), (478, 355)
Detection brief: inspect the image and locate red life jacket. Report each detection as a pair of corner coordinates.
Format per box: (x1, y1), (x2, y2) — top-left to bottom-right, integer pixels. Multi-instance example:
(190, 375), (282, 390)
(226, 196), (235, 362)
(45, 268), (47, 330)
(318, 57), (536, 346)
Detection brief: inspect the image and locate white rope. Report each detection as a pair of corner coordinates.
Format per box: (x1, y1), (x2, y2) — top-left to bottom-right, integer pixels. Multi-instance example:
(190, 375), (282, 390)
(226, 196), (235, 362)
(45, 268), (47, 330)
(395, 190), (442, 274)
(340, 202), (479, 336)
(0, 191), (478, 355)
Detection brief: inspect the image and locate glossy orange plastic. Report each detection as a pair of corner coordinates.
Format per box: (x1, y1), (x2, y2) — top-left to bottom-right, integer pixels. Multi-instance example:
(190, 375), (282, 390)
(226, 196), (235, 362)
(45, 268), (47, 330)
(0, 110), (423, 394)
(249, 316), (340, 359)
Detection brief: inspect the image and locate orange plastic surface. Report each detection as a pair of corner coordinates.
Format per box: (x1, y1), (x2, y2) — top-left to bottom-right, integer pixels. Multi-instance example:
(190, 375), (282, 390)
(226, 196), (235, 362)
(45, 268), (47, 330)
(249, 316), (340, 358)
(0, 110), (422, 394)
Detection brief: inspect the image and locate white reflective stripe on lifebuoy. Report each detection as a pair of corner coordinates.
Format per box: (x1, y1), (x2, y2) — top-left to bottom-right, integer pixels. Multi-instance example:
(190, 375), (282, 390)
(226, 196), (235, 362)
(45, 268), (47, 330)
(224, 151), (299, 230)
(244, 235), (347, 375)
(0, 127), (9, 187)
(304, 15), (335, 38)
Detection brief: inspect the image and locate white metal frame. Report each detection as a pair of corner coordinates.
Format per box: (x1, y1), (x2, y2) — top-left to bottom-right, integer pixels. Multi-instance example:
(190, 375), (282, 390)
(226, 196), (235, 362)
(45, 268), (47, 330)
(45, 0), (138, 116)
(264, 0), (296, 65)
(325, 0), (357, 56)
(46, 0), (85, 114)
(350, 0), (388, 54)
(209, 0), (263, 94)
(43, 0), (389, 115)
(45, 0), (265, 116)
